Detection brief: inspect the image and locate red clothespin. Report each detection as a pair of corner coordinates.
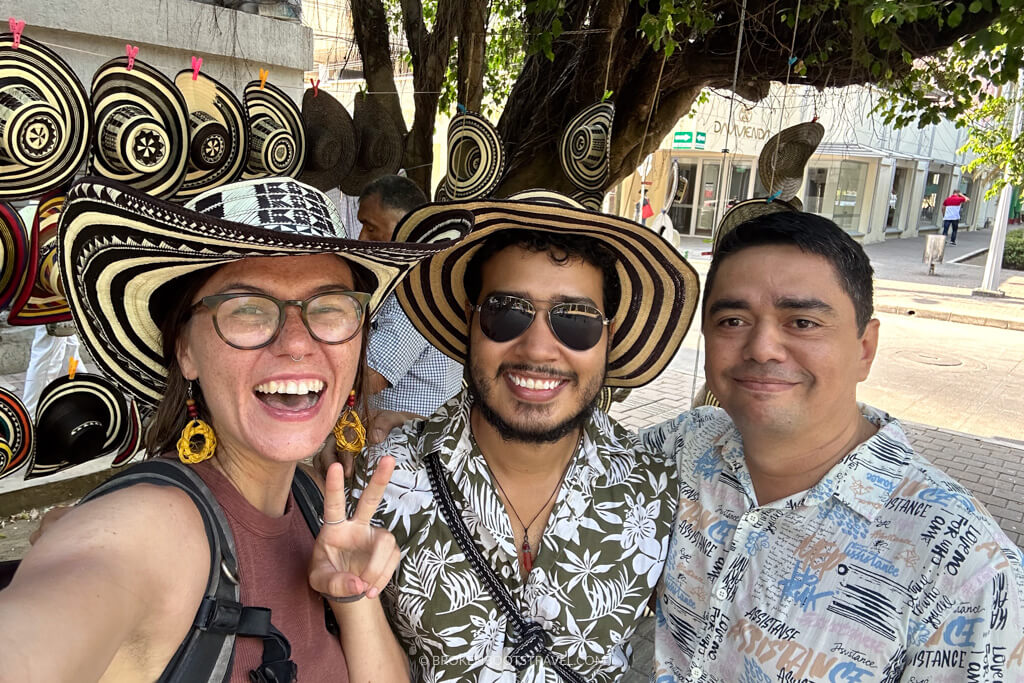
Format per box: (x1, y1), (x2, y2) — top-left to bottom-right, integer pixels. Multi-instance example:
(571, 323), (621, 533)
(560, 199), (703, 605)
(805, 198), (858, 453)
(812, 115), (819, 123)
(310, 78), (320, 96)
(259, 68), (269, 90)
(68, 356), (79, 380)
(191, 56), (203, 80)
(9, 18), (26, 49)
(125, 44), (139, 71)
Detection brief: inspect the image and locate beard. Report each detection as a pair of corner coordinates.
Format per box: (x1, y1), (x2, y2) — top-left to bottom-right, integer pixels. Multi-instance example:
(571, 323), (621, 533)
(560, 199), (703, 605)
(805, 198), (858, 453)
(467, 360), (606, 444)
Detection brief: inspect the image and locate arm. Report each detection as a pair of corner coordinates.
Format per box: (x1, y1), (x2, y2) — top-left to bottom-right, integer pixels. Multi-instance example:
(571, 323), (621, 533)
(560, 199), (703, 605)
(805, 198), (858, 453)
(0, 485), (208, 681)
(367, 368), (391, 395)
(366, 298), (430, 396)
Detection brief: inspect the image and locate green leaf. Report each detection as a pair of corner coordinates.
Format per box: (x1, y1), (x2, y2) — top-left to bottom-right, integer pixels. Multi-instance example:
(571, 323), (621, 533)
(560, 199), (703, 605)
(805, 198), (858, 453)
(871, 8), (886, 26)
(969, 1), (983, 11)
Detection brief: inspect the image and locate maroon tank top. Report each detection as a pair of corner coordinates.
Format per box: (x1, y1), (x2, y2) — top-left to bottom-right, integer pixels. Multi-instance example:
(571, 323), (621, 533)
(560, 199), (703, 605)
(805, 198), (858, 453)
(192, 461), (349, 682)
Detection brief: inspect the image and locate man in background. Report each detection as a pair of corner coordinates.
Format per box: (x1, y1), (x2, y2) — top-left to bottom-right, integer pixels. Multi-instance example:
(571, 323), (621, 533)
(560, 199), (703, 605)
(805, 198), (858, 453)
(941, 189), (969, 245)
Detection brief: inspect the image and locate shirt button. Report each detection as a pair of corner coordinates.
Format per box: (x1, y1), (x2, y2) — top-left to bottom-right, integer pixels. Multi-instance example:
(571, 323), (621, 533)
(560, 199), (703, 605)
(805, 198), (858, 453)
(747, 511), (761, 525)
(690, 665), (703, 679)
(716, 587), (728, 601)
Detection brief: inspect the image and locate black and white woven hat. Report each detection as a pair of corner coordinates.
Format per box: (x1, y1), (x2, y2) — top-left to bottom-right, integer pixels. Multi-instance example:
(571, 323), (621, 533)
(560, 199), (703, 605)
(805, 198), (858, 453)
(392, 191), (699, 388)
(242, 80), (305, 180)
(757, 121), (824, 202)
(559, 101), (614, 192)
(0, 34), (91, 200)
(59, 175), (471, 407)
(7, 189), (70, 325)
(712, 197), (801, 254)
(172, 70), (248, 200)
(0, 201), (30, 310)
(88, 56), (190, 199)
(0, 386), (33, 480)
(26, 372), (142, 479)
(339, 92), (402, 196)
(442, 111), (504, 200)
(297, 88), (356, 192)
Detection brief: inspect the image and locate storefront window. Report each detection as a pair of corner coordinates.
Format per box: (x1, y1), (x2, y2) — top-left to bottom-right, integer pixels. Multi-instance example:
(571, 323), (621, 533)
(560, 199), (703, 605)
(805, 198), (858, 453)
(833, 161), (868, 232)
(919, 171), (949, 227)
(726, 163), (752, 208)
(805, 167), (828, 214)
(887, 167), (909, 230)
(668, 159), (697, 234)
(696, 161), (721, 234)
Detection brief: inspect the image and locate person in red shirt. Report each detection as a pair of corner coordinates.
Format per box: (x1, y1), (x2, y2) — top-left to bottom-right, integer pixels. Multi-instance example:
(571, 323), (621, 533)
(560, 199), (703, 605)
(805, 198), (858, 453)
(942, 190), (969, 245)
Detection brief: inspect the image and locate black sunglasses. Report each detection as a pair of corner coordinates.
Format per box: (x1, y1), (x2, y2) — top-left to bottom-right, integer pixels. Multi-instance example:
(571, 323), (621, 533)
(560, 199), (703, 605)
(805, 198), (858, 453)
(474, 294), (610, 351)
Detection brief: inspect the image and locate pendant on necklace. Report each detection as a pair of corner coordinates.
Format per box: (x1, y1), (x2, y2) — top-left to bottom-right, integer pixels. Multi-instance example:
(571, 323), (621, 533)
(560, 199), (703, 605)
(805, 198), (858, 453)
(521, 538), (534, 573)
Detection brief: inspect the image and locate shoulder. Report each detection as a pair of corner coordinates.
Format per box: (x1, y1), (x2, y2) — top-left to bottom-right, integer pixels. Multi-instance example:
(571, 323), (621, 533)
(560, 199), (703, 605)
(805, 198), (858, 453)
(589, 411), (678, 495)
(639, 406), (733, 458)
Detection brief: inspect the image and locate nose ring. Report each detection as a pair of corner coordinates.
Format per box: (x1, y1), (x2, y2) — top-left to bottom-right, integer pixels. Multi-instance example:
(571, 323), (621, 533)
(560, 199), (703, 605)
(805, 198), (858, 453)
(289, 354), (304, 362)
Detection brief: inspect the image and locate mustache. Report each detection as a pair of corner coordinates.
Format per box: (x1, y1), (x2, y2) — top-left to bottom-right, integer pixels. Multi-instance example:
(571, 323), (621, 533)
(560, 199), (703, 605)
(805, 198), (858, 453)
(498, 363), (577, 382)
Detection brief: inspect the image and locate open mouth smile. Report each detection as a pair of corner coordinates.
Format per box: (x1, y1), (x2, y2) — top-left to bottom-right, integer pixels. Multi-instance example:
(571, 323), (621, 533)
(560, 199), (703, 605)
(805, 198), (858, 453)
(253, 378), (326, 412)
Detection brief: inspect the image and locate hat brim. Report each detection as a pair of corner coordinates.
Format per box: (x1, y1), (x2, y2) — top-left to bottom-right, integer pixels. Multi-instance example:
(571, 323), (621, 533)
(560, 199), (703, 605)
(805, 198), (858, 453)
(560, 102), (614, 192)
(7, 189), (70, 325)
(393, 200), (699, 388)
(713, 197), (800, 253)
(242, 81), (306, 180)
(26, 373), (142, 479)
(0, 202), (32, 310)
(173, 70), (249, 200)
(445, 112), (504, 200)
(60, 177), (471, 407)
(298, 89), (356, 192)
(0, 35), (91, 200)
(0, 387), (33, 480)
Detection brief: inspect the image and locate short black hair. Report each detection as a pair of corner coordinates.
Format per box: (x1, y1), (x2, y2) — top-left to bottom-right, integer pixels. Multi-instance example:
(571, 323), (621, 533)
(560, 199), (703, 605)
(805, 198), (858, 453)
(359, 175), (428, 214)
(704, 211), (874, 334)
(465, 230), (621, 316)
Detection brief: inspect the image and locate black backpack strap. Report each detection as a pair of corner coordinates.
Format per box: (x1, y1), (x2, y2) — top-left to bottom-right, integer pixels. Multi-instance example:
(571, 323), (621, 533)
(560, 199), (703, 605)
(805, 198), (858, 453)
(289, 467), (340, 637)
(424, 452), (586, 683)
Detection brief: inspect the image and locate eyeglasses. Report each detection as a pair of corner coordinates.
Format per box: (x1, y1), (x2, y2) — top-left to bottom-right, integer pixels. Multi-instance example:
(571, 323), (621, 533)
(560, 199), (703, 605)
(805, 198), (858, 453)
(474, 294), (610, 351)
(192, 291), (372, 350)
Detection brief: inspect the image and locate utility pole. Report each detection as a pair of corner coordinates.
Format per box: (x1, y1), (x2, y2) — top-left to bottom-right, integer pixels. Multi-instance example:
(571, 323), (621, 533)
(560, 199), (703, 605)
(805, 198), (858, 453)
(975, 73), (1024, 296)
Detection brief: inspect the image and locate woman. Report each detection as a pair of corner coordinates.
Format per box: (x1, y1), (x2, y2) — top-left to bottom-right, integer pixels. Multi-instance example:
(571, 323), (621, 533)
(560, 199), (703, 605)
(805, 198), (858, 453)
(0, 176), (467, 681)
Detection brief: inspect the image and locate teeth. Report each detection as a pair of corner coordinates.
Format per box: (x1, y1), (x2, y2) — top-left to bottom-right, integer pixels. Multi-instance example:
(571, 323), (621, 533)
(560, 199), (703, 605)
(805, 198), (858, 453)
(509, 374), (561, 390)
(254, 379), (325, 395)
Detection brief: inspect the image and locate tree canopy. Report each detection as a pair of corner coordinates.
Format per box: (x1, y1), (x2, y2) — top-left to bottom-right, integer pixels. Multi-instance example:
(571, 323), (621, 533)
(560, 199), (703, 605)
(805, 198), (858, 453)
(350, 0), (1021, 196)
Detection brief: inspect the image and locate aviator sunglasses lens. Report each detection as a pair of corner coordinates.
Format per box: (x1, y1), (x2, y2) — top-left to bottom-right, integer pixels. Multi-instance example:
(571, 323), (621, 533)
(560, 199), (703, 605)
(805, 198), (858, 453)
(549, 306), (605, 350)
(480, 297), (534, 342)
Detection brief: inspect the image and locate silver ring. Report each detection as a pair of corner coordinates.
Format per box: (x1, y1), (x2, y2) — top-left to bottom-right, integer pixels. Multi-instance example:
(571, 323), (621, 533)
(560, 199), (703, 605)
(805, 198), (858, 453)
(289, 354), (304, 362)
(321, 591), (366, 603)
(320, 516), (346, 525)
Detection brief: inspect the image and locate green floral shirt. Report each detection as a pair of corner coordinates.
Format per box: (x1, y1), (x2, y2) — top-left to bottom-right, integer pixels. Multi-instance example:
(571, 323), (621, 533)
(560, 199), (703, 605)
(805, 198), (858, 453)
(352, 391), (678, 682)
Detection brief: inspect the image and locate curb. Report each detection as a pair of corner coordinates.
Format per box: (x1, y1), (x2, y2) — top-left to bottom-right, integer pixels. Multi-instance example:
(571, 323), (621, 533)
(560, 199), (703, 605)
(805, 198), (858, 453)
(876, 303), (1024, 332)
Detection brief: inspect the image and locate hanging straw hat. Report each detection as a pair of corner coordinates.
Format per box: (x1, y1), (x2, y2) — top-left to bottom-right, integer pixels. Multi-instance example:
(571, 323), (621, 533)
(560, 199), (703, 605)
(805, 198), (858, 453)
(59, 175), (472, 407)
(757, 121), (825, 202)
(339, 92), (403, 196)
(297, 88), (356, 192)
(7, 189), (70, 325)
(0, 386), (33, 480)
(0, 34), (91, 200)
(443, 111), (504, 200)
(172, 70), (249, 200)
(26, 372), (142, 479)
(88, 56), (190, 199)
(242, 80), (306, 180)
(712, 197), (801, 254)
(0, 201), (31, 310)
(392, 191), (700, 388)
(559, 101), (614, 192)
(569, 189), (603, 212)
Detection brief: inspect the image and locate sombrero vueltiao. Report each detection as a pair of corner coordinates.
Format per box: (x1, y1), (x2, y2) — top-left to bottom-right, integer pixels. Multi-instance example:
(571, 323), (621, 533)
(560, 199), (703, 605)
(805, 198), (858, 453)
(242, 80), (305, 180)
(297, 88), (356, 192)
(757, 121), (825, 202)
(712, 197), (800, 254)
(0, 386), (33, 480)
(0, 34), (91, 200)
(7, 189), (70, 325)
(25, 372), (142, 479)
(393, 192), (699, 388)
(0, 201), (31, 310)
(338, 92), (402, 196)
(89, 56), (190, 199)
(59, 175), (472, 408)
(443, 111), (504, 200)
(559, 101), (614, 192)
(172, 69), (248, 200)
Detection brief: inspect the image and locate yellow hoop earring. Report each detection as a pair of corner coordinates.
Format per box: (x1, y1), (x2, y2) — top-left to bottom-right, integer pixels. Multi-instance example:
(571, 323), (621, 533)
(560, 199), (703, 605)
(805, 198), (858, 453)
(333, 390), (365, 453)
(177, 382), (216, 464)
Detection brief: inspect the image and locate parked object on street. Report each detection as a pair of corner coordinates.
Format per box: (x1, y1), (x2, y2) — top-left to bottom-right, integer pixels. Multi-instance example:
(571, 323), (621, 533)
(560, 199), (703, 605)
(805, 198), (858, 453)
(924, 233), (946, 274)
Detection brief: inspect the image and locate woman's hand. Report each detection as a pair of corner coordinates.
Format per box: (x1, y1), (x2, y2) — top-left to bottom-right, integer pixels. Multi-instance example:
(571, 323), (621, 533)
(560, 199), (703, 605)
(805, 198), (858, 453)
(309, 458), (399, 601)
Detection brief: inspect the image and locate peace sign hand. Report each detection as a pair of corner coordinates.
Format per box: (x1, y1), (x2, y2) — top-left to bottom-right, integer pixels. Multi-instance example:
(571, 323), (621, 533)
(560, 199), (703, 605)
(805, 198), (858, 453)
(309, 457), (400, 602)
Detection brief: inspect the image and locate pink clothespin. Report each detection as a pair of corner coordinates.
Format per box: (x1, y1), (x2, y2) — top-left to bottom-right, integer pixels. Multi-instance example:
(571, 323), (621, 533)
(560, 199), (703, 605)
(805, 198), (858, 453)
(125, 44), (139, 71)
(310, 78), (320, 96)
(259, 68), (269, 90)
(191, 56), (203, 80)
(9, 18), (26, 49)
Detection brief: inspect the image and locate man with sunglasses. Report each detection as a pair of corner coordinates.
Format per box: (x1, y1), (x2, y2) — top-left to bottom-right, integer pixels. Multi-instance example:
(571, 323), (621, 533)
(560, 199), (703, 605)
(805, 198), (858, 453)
(348, 193), (700, 682)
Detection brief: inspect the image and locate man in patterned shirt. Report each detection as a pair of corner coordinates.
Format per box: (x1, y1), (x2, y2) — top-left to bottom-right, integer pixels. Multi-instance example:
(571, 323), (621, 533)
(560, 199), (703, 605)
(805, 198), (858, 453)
(359, 175), (463, 415)
(351, 195), (700, 682)
(642, 210), (1024, 682)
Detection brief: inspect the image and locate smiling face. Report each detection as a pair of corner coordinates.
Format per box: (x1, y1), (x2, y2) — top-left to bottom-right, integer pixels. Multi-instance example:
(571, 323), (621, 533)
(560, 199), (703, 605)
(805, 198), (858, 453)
(176, 253), (362, 464)
(467, 245), (608, 443)
(703, 244), (879, 439)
